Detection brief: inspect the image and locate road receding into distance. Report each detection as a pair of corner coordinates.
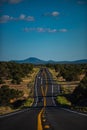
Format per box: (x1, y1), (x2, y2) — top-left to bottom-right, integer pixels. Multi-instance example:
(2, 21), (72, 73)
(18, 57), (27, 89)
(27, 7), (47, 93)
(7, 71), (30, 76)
(0, 68), (87, 130)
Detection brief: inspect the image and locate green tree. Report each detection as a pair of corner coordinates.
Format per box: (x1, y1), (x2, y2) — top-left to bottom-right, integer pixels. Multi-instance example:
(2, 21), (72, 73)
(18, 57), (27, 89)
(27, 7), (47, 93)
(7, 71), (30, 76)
(72, 75), (87, 104)
(0, 85), (23, 106)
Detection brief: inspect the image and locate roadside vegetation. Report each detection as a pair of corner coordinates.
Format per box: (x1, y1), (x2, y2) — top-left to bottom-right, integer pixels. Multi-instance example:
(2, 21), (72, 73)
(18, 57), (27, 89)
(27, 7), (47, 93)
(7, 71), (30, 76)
(47, 64), (87, 113)
(56, 96), (71, 106)
(0, 62), (39, 115)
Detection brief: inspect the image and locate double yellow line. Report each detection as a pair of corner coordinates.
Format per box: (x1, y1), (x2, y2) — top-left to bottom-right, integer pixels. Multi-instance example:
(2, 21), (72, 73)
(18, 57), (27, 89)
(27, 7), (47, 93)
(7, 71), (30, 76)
(37, 71), (48, 130)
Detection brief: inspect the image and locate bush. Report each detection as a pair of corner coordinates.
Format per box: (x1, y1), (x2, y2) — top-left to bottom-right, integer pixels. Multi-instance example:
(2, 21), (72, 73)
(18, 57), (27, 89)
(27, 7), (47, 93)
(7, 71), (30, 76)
(72, 75), (87, 105)
(56, 96), (71, 106)
(0, 85), (23, 106)
(11, 72), (23, 84)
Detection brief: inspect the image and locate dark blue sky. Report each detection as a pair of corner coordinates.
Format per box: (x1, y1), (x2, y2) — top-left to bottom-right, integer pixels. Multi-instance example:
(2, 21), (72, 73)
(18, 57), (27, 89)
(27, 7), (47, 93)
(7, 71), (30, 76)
(0, 0), (87, 61)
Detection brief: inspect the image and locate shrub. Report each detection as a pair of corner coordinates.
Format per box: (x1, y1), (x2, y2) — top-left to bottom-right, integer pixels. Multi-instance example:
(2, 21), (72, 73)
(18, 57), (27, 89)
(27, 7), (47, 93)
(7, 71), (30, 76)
(56, 96), (71, 106)
(0, 85), (23, 106)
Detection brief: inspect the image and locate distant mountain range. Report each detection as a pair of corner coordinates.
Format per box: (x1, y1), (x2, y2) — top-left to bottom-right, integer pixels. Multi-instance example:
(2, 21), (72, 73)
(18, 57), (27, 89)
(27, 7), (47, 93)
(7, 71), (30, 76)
(11, 57), (87, 64)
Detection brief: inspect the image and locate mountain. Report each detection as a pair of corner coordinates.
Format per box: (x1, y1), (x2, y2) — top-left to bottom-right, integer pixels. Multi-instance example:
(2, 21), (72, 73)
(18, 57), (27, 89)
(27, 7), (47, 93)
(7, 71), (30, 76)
(23, 57), (47, 64)
(12, 57), (87, 64)
(13, 57), (47, 64)
(73, 59), (87, 64)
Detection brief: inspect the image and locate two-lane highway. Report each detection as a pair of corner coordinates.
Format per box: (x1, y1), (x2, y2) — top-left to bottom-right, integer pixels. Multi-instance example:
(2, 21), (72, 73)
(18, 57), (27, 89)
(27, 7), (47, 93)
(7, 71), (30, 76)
(0, 68), (87, 130)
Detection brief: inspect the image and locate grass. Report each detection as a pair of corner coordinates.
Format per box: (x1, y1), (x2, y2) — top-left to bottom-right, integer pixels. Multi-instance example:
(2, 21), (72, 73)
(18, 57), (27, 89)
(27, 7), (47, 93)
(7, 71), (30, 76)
(49, 68), (79, 94)
(22, 98), (34, 108)
(56, 95), (87, 113)
(56, 96), (71, 106)
(49, 68), (58, 80)
(71, 106), (87, 113)
(0, 106), (13, 115)
(0, 67), (40, 115)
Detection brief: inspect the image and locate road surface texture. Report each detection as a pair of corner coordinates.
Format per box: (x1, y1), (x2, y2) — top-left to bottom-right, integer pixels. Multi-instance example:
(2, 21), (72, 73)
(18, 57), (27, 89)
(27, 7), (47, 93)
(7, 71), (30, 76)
(0, 68), (87, 130)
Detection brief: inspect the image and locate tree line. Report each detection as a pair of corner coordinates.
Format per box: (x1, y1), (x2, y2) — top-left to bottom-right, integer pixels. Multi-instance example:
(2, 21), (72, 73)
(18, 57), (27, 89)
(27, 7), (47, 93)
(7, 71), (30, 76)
(0, 62), (34, 84)
(46, 63), (87, 81)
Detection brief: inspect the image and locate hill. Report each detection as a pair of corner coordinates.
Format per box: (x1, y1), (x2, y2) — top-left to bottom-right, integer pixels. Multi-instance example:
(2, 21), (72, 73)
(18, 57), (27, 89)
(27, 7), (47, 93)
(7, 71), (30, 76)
(11, 57), (87, 64)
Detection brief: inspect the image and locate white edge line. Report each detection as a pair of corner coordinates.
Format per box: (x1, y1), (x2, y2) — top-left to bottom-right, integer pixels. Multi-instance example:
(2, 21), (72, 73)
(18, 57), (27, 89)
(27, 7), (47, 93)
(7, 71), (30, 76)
(41, 77), (42, 85)
(0, 108), (29, 118)
(0, 74), (39, 118)
(48, 70), (56, 107)
(52, 85), (56, 106)
(34, 75), (38, 107)
(48, 69), (87, 117)
(61, 108), (87, 117)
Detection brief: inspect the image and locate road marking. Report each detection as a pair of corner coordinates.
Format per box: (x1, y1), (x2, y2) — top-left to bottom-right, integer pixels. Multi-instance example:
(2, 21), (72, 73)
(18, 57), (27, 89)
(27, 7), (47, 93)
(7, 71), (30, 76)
(37, 108), (44, 130)
(37, 70), (48, 130)
(47, 69), (56, 107)
(34, 77), (38, 107)
(43, 119), (46, 122)
(44, 125), (50, 129)
(37, 84), (45, 129)
(41, 77), (43, 85)
(61, 108), (87, 117)
(37, 86), (45, 130)
(0, 108), (29, 118)
(52, 85), (56, 106)
(47, 70), (87, 117)
(41, 85), (46, 107)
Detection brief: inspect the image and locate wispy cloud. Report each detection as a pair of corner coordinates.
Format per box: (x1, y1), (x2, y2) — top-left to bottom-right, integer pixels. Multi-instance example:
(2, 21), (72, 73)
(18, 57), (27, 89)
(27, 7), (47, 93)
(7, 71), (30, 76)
(43, 11), (60, 17)
(0, 15), (12, 23)
(0, 0), (23, 4)
(23, 27), (68, 33)
(77, 1), (87, 4)
(59, 29), (67, 32)
(0, 14), (35, 23)
(19, 14), (35, 21)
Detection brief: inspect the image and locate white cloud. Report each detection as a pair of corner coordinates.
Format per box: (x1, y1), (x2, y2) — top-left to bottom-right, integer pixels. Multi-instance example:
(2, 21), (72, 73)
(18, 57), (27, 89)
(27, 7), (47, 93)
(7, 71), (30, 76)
(0, 15), (11, 23)
(51, 11), (60, 16)
(44, 11), (60, 17)
(0, 14), (35, 23)
(48, 29), (57, 33)
(59, 29), (68, 32)
(19, 14), (34, 21)
(0, 0), (23, 4)
(24, 27), (67, 33)
(37, 28), (46, 32)
(19, 14), (26, 20)
(23, 27), (36, 32)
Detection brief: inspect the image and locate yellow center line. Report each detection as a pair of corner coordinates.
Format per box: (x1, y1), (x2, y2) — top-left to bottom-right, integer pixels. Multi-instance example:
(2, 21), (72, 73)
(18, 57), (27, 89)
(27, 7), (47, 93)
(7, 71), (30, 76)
(37, 108), (44, 130)
(37, 70), (48, 130)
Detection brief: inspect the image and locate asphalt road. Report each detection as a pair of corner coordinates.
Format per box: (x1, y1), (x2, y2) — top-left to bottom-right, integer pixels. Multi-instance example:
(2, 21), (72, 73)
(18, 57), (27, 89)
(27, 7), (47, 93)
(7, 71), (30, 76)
(0, 68), (87, 130)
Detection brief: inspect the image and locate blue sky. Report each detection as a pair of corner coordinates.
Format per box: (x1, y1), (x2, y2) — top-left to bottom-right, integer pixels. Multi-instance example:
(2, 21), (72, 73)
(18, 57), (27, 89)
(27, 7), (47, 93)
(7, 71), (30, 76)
(0, 0), (87, 61)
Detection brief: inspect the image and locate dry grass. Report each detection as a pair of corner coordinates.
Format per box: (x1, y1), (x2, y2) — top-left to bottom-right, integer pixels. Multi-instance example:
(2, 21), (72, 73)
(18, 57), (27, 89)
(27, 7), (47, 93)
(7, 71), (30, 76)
(49, 68), (80, 94)
(0, 67), (39, 115)
(49, 68), (58, 80)
(0, 67), (39, 98)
